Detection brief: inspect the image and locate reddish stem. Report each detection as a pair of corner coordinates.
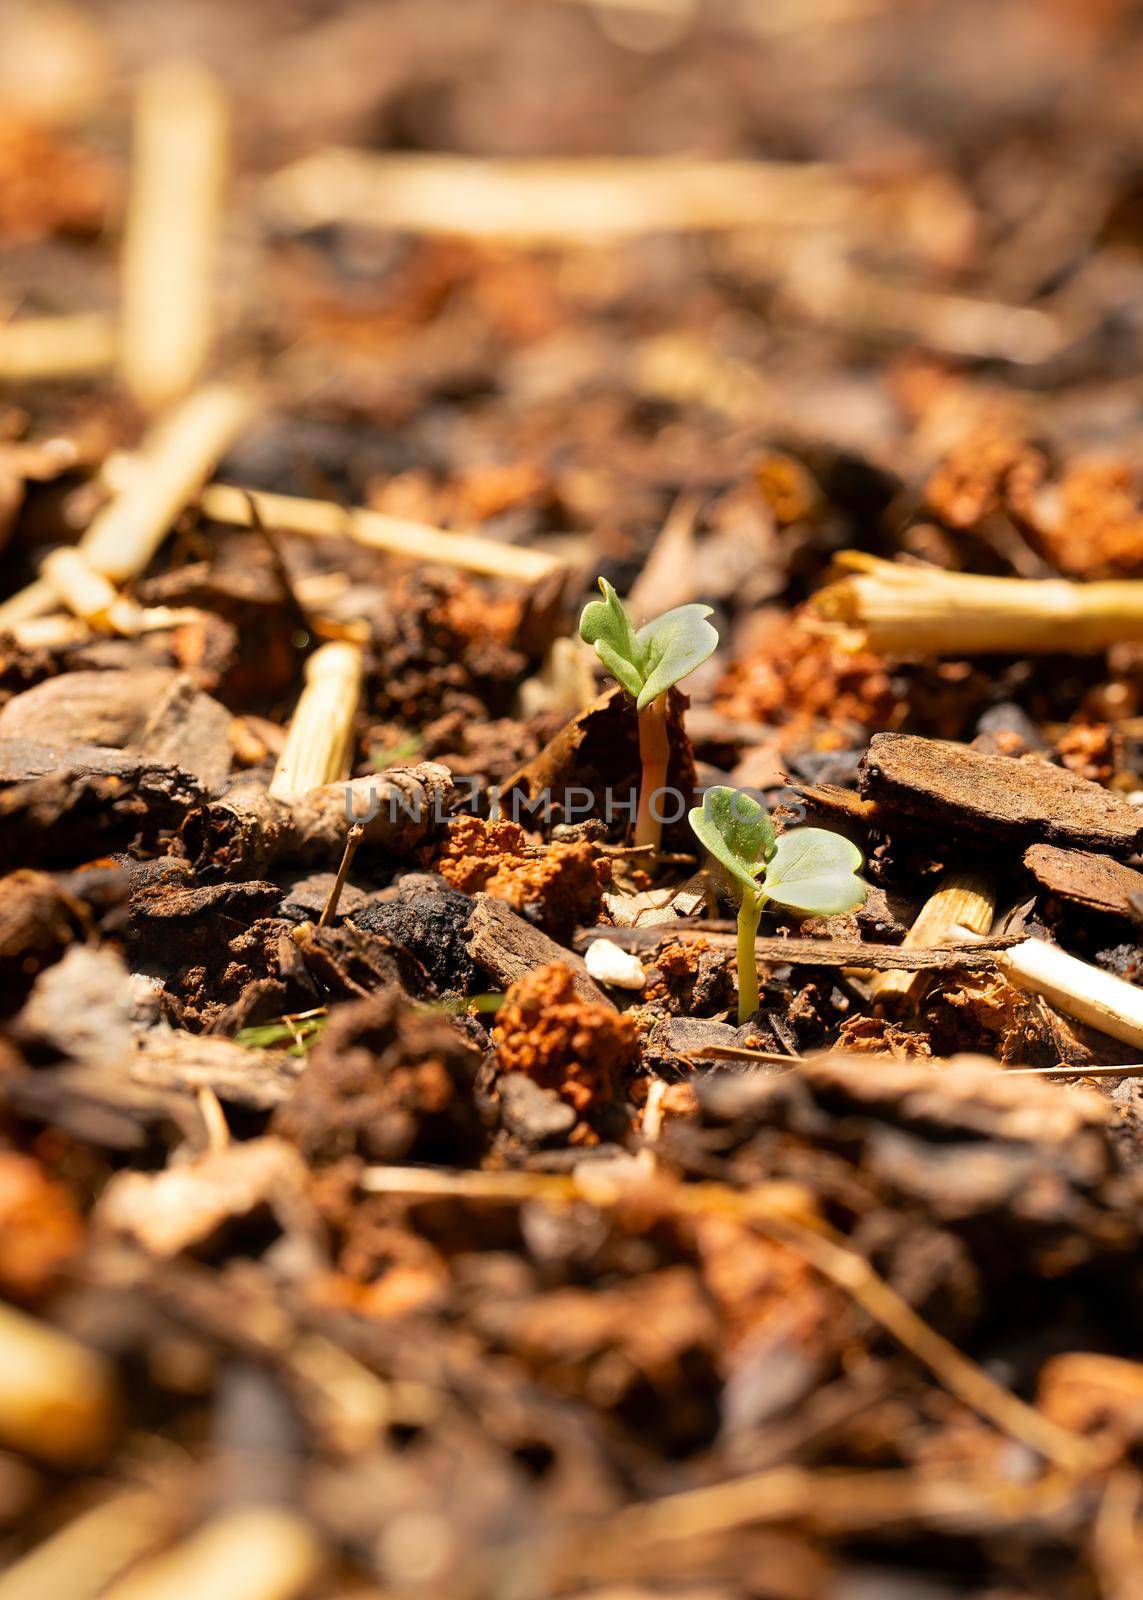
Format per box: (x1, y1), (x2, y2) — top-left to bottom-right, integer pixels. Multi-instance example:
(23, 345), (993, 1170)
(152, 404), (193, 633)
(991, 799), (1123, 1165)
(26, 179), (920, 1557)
(635, 695), (670, 853)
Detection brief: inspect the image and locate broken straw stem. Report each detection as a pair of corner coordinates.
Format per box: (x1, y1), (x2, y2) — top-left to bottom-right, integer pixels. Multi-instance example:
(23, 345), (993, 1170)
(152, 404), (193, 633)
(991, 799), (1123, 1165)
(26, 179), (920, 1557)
(0, 313), (118, 382)
(0, 383), (253, 630)
(871, 870), (995, 1006)
(264, 149), (855, 243)
(199, 483), (562, 584)
(268, 640), (363, 801)
(955, 928), (1143, 1050)
(121, 60), (229, 410)
(318, 823), (365, 928)
(808, 551), (1143, 657)
(101, 1507), (320, 1600)
(0, 1301), (117, 1467)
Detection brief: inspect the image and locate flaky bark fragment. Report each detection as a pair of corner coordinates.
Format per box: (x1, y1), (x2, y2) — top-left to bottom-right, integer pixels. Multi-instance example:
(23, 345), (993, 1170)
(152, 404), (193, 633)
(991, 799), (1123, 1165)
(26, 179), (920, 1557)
(184, 762), (453, 877)
(0, 753), (203, 870)
(1025, 843), (1143, 921)
(861, 732), (1143, 854)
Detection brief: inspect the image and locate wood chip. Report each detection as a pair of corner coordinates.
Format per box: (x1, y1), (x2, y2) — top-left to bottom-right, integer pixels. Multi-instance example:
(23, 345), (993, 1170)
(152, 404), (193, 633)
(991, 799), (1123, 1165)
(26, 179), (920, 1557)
(860, 733), (1143, 855)
(1024, 843), (1143, 920)
(466, 893), (612, 1006)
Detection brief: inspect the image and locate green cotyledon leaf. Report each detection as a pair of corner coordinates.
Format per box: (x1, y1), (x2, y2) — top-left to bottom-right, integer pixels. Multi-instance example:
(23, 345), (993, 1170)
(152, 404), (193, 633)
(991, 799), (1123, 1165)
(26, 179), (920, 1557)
(687, 786), (775, 899)
(761, 827), (867, 916)
(579, 577), (645, 700)
(634, 602), (718, 710)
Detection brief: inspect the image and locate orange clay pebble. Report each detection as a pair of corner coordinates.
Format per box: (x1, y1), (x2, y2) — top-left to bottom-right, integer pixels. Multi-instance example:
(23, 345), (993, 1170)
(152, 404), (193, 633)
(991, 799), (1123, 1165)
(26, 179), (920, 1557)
(433, 815), (609, 931)
(492, 962), (638, 1119)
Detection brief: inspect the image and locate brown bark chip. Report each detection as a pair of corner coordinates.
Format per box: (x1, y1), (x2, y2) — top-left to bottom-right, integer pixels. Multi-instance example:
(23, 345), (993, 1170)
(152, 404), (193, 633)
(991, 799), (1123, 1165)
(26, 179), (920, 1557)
(1024, 843), (1143, 921)
(860, 732), (1143, 854)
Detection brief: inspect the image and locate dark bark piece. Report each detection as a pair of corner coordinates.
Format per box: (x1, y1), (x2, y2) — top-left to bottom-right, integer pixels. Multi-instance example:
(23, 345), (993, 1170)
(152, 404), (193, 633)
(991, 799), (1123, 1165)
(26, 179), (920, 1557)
(0, 757), (203, 869)
(860, 733), (1143, 855)
(276, 872), (370, 922)
(501, 683), (696, 845)
(856, 885), (920, 943)
(0, 668), (182, 749)
(134, 674), (234, 792)
(182, 763), (453, 878)
(352, 873), (481, 996)
(125, 880), (284, 963)
(1024, 843), (1143, 920)
(273, 986), (487, 1166)
(467, 893), (612, 1006)
(0, 869), (99, 1013)
(497, 1073), (577, 1145)
(648, 1016), (774, 1070)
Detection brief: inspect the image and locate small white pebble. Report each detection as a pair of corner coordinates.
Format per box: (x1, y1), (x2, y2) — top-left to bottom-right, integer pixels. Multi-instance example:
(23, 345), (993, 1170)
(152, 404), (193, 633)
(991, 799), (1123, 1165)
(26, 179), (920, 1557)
(584, 938), (646, 990)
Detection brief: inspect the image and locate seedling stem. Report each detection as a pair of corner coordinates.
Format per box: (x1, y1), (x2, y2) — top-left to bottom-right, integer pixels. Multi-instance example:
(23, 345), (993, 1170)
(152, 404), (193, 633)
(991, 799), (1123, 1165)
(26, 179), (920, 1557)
(736, 890), (763, 1024)
(635, 696), (670, 851)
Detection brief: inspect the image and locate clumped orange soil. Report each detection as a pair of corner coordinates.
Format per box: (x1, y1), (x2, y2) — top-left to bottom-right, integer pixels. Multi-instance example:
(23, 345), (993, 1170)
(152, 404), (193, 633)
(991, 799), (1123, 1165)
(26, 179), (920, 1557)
(715, 615), (901, 739)
(1040, 460), (1143, 578)
(492, 961), (638, 1120)
(433, 814), (610, 931)
(0, 115), (111, 243)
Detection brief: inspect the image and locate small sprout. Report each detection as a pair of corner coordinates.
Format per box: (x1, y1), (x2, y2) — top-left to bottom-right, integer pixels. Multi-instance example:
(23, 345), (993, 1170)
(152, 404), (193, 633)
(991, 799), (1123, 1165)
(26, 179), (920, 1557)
(580, 578), (718, 852)
(689, 786), (867, 1023)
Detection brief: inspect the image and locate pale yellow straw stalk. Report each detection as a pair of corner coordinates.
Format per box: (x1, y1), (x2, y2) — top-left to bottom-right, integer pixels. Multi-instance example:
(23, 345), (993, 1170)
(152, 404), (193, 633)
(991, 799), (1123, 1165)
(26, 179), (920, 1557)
(995, 937), (1143, 1051)
(39, 548), (143, 635)
(0, 1491), (173, 1600)
(808, 551), (1143, 656)
(200, 482), (563, 584)
(0, 312), (117, 382)
(268, 640), (364, 801)
(120, 61), (229, 411)
(264, 150), (854, 243)
(0, 1301), (117, 1467)
(871, 871), (995, 1007)
(0, 383), (253, 631)
(101, 1507), (320, 1600)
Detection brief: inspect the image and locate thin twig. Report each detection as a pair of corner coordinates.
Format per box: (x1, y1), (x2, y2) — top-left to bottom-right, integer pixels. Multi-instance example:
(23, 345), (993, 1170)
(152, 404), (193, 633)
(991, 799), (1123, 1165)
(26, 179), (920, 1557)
(318, 823), (364, 929)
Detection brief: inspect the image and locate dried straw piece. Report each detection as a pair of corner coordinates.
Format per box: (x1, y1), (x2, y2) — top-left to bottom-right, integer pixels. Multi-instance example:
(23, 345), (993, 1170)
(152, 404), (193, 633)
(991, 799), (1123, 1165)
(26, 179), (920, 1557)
(0, 313), (117, 382)
(199, 483), (563, 584)
(101, 1507), (320, 1600)
(268, 641), (363, 801)
(264, 150), (855, 243)
(871, 871), (995, 1006)
(39, 548), (143, 635)
(0, 1490), (173, 1600)
(0, 1300), (117, 1466)
(5, 607), (205, 649)
(808, 551), (1143, 657)
(995, 936), (1143, 1051)
(120, 61), (229, 410)
(0, 383), (253, 631)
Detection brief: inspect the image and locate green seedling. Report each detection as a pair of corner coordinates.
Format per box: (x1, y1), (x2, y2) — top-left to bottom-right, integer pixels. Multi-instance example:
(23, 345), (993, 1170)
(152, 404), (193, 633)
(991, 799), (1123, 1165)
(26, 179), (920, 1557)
(688, 786), (867, 1023)
(580, 577), (718, 852)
